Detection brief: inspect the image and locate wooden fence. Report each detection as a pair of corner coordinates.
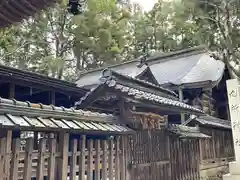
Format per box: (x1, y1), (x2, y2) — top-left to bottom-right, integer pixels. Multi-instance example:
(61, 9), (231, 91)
(0, 130), (128, 180)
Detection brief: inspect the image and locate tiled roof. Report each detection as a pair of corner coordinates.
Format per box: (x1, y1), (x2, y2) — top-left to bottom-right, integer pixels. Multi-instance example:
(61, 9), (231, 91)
(76, 73), (204, 115)
(168, 124), (210, 138)
(0, 97), (133, 134)
(183, 115), (231, 129)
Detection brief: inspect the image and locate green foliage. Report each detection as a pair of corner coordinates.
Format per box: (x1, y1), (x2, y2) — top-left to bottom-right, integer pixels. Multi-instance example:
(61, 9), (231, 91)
(0, 0), (239, 80)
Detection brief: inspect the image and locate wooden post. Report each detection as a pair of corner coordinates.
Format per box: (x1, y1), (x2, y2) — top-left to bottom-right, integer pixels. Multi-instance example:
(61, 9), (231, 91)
(23, 138), (34, 180)
(48, 138), (56, 180)
(87, 139), (93, 180)
(5, 130), (12, 180)
(9, 138), (20, 180)
(120, 137), (126, 180)
(50, 91), (55, 105)
(9, 83), (15, 99)
(59, 132), (69, 180)
(79, 135), (86, 180)
(226, 79), (240, 163)
(70, 139), (77, 180)
(102, 140), (108, 180)
(178, 88), (185, 123)
(0, 137), (6, 180)
(109, 139), (114, 180)
(115, 137), (120, 180)
(95, 140), (101, 180)
(36, 139), (46, 180)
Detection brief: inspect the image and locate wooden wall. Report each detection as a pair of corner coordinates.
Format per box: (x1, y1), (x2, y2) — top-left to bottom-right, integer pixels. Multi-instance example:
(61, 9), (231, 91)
(0, 130), (128, 180)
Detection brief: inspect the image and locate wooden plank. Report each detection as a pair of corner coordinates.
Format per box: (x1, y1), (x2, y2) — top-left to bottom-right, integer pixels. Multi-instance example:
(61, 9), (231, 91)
(0, 137), (6, 180)
(9, 138), (20, 180)
(4, 130), (12, 180)
(23, 138), (34, 180)
(120, 137), (125, 180)
(79, 135), (86, 180)
(109, 139), (114, 180)
(115, 137), (120, 180)
(59, 132), (69, 180)
(48, 138), (56, 180)
(102, 140), (108, 180)
(95, 140), (101, 180)
(87, 139), (93, 180)
(70, 139), (77, 180)
(36, 138), (46, 180)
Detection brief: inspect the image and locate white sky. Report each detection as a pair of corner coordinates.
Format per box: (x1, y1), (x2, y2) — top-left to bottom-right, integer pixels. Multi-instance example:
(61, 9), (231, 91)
(131, 0), (157, 11)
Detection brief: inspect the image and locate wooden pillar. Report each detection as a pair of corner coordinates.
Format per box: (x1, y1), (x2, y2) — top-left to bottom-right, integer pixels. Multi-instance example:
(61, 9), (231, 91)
(9, 83), (15, 99)
(23, 138), (34, 180)
(50, 91), (55, 105)
(109, 139), (114, 180)
(79, 135), (86, 180)
(87, 139), (93, 180)
(9, 138), (20, 180)
(102, 140), (108, 180)
(48, 138), (56, 180)
(59, 132), (69, 180)
(178, 88), (185, 123)
(70, 139), (77, 180)
(95, 140), (101, 180)
(36, 139), (46, 180)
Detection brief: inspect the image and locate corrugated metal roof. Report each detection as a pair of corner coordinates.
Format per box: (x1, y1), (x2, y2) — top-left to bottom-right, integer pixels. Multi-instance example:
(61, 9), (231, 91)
(168, 124), (210, 138)
(0, 97), (133, 134)
(183, 115), (231, 129)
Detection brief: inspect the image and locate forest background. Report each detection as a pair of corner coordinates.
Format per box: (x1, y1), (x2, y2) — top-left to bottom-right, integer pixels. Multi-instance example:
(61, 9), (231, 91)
(0, 0), (239, 81)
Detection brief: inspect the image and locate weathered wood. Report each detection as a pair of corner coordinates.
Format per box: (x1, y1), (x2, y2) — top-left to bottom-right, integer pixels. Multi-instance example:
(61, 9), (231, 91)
(102, 140), (108, 180)
(59, 132), (69, 180)
(4, 131), (12, 180)
(109, 139), (114, 180)
(23, 138), (34, 180)
(0, 138), (6, 180)
(9, 138), (20, 180)
(115, 137), (120, 180)
(48, 138), (56, 180)
(120, 136), (126, 180)
(87, 139), (93, 180)
(95, 140), (101, 180)
(36, 138), (46, 180)
(70, 139), (77, 180)
(79, 135), (86, 180)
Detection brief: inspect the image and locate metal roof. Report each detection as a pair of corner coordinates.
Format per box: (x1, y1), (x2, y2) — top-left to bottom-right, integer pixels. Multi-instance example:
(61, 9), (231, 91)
(0, 97), (133, 134)
(76, 46), (225, 89)
(168, 124), (210, 138)
(183, 115), (231, 130)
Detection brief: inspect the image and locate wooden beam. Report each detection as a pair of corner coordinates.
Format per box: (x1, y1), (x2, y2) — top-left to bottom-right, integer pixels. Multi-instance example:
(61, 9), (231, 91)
(178, 88), (185, 123)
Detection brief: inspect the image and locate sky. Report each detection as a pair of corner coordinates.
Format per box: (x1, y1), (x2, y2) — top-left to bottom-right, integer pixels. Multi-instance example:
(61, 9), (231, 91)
(131, 0), (157, 11)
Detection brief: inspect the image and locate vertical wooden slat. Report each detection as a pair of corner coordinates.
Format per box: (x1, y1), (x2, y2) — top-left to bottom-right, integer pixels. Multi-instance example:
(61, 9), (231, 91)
(59, 132), (69, 180)
(5, 131), (12, 180)
(23, 138), (34, 180)
(9, 138), (20, 180)
(0, 138), (6, 180)
(33, 132), (38, 150)
(79, 135), (86, 180)
(120, 137), (125, 180)
(115, 137), (120, 180)
(70, 139), (77, 180)
(48, 138), (56, 180)
(87, 139), (93, 180)
(102, 140), (108, 180)
(95, 140), (101, 180)
(109, 139), (114, 180)
(36, 138), (46, 180)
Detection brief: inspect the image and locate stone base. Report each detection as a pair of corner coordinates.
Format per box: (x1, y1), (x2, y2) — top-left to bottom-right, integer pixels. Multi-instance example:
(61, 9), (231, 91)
(223, 161), (240, 180)
(223, 173), (240, 180)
